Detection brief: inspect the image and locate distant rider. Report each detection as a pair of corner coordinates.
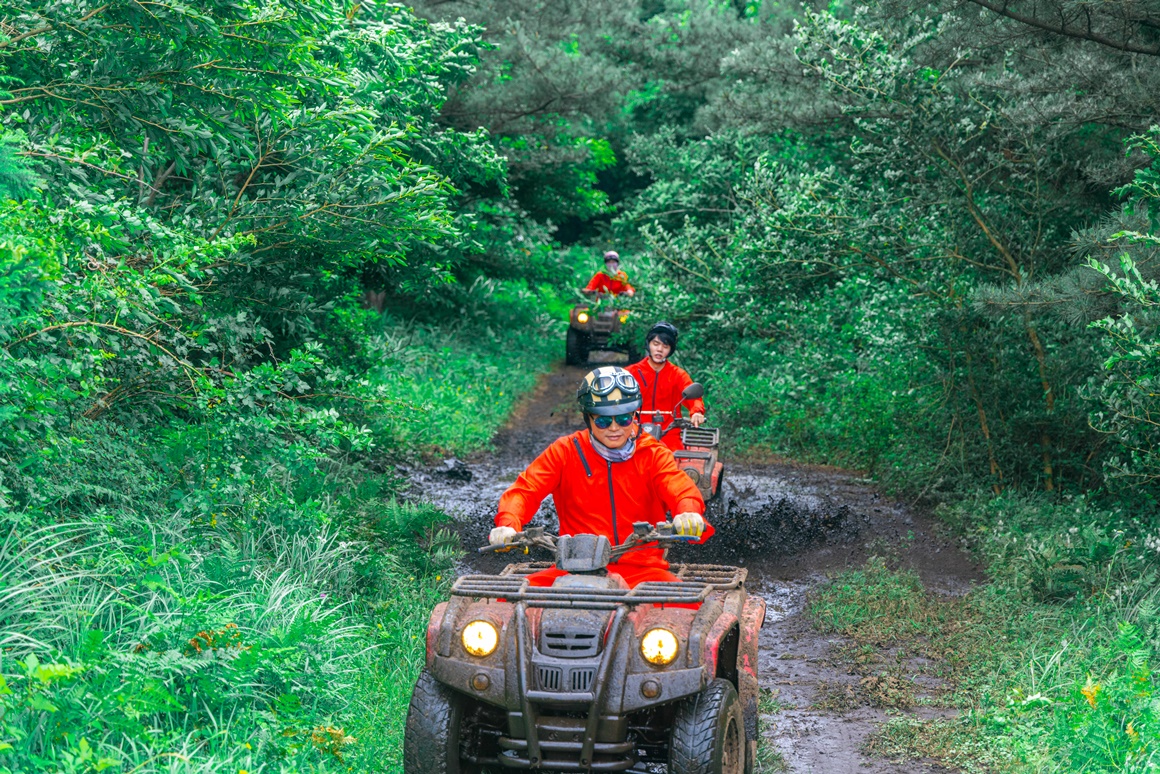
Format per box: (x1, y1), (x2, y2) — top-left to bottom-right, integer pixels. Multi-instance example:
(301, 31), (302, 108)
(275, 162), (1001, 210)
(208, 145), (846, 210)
(584, 250), (635, 296)
(627, 321), (706, 452)
(489, 366), (710, 588)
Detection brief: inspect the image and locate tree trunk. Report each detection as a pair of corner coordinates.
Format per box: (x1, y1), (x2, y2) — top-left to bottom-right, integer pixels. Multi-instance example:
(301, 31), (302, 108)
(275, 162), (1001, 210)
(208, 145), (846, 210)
(1024, 317), (1056, 491)
(964, 349), (1003, 494)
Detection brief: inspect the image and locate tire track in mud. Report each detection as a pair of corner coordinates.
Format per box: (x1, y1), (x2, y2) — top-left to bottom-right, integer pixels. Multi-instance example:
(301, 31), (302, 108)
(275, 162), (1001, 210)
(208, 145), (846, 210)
(407, 363), (984, 773)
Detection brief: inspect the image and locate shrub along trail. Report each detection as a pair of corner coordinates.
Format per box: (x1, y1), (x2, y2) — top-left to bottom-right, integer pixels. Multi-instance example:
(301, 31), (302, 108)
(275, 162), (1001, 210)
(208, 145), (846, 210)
(413, 362), (984, 773)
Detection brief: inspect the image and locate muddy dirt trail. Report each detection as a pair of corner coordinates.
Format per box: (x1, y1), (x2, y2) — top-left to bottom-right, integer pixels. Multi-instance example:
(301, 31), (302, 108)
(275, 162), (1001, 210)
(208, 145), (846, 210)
(408, 363), (984, 773)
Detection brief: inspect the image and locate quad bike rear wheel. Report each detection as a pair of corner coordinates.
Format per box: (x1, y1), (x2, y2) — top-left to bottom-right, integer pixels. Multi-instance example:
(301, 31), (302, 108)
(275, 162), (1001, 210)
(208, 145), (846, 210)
(668, 678), (745, 774)
(404, 670), (489, 774)
(566, 327), (589, 366)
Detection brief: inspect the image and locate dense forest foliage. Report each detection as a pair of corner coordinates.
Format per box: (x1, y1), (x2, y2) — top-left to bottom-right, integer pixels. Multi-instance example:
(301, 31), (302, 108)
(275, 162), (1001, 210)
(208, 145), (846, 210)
(4, 0), (1160, 771)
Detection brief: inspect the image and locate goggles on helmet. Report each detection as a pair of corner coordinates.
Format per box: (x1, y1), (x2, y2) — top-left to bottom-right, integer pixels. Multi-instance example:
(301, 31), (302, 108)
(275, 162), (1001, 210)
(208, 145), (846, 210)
(584, 370), (638, 398)
(592, 413), (634, 429)
(577, 366), (642, 416)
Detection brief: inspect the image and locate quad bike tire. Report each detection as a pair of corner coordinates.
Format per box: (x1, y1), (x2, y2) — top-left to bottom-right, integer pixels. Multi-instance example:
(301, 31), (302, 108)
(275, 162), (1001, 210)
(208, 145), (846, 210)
(669, 678), (746, 774)
(403, 669), (489, 774)
(566, 328), (589, 366)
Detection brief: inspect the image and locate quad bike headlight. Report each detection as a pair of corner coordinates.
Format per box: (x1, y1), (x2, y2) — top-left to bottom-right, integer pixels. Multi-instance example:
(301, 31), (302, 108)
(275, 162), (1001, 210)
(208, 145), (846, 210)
(577, 311), (590, 324)
(462, 620), (499, 657)
(640, 628), (679, 666)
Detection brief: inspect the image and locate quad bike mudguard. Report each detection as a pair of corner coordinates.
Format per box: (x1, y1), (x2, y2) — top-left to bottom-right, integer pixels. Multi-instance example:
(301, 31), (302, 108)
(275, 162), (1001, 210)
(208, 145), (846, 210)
(413, 549), (766, 772)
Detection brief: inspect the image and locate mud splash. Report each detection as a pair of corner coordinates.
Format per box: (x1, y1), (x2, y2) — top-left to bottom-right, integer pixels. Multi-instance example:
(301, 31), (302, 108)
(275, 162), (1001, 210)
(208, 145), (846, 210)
(408, 364), (983, 773)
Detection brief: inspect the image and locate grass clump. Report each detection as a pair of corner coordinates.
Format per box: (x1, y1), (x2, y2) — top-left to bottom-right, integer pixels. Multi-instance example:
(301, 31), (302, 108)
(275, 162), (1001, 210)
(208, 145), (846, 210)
(866, 715), (1011, 773)
(810, 557), (947, 646)
(754, 687), (789, 773)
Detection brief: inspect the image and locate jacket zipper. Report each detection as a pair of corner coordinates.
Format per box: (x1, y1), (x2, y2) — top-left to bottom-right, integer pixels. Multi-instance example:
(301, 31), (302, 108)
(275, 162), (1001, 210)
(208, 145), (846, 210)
(652, 369), (660, 416)
(572, 436), (593, 477)
(606, 460), (619, 545)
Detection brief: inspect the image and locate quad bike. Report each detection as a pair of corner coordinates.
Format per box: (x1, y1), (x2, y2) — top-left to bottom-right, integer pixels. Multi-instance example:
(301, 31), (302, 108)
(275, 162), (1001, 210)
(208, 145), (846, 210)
(566, 292), (636, 366)
(404, 521), (765, 773)
(640, 383), (724, 503)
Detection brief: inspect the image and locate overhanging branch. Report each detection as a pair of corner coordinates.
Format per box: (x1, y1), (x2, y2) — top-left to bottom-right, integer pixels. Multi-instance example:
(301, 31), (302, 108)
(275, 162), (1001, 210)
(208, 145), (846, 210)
(966, 0), (1160, 56)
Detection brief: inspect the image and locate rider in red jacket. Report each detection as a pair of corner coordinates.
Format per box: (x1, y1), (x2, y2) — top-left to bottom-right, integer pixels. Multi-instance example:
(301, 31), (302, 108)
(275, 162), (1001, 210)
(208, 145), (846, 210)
(627, 322), (706, 452)
(489, 366), (710, 588)
(584, 250), (635, 296)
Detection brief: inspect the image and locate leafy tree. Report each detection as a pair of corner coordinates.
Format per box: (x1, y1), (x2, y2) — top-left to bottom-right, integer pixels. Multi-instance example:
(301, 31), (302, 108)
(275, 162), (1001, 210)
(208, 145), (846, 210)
(1083, 129), (1160, 491)
(3, 1), (498, 274)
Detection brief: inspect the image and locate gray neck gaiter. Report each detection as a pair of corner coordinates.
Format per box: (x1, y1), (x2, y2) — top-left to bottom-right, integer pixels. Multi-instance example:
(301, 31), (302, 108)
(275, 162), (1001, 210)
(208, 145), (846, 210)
(590, 434), (636, 463)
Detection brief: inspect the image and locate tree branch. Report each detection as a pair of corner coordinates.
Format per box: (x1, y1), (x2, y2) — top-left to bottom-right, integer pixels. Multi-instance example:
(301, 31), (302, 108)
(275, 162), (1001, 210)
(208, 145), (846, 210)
(0, 5), (110, 49)
(965, 0), (1160, 56)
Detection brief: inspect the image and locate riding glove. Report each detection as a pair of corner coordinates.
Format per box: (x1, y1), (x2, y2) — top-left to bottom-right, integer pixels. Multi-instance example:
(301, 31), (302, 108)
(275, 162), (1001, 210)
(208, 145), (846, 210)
(672, 512), (706, 538)
(489, 526), (517, 546)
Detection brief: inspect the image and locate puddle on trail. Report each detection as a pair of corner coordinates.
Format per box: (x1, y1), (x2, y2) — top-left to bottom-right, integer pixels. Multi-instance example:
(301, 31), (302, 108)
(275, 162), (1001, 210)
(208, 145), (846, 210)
(406, 364), (983, 773)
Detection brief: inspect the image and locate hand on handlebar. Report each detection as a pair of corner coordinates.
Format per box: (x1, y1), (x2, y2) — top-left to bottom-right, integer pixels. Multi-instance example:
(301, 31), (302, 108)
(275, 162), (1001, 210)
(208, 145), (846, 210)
(489, 526), (517, 548)
(672, 512), (706, 538)
(690, 412), (705, 427)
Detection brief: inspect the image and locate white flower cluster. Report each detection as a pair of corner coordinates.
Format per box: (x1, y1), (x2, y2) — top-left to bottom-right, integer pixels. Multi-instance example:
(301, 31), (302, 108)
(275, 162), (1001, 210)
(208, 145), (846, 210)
(1143, 533), (1160, 555)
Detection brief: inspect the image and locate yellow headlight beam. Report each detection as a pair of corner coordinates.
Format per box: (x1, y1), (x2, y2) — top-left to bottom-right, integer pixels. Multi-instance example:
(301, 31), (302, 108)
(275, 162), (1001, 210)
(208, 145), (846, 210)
(640, 628), (679, 666)
(462, 620), (499, 657)
(577, 311), (590, 324)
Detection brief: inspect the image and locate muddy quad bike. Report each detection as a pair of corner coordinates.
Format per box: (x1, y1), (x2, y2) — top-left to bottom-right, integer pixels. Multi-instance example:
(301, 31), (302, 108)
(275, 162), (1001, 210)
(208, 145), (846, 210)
(404, 522), (765, 773)
(566, 293), (637, 366)
(640, 383), (724, 503)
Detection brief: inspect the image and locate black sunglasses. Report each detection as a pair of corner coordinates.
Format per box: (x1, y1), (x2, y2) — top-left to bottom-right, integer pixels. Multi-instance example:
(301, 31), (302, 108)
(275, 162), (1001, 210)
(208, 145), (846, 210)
(592, 413), (634, 429)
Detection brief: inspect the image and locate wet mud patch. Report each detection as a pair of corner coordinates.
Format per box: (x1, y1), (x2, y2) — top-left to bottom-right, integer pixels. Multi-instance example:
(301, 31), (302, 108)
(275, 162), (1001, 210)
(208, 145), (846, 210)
(670, 493), (857, 568)
(757, 580), (965, 774)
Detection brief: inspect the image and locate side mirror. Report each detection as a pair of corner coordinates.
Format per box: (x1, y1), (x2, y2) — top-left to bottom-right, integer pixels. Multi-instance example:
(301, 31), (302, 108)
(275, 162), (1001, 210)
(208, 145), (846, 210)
(683, 382), (704, 400)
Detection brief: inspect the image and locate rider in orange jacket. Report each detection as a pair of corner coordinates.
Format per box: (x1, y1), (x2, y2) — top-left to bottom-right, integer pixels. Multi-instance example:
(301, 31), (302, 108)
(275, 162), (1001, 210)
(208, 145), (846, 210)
(627, 322), (706, 453)
(489, 366), (710, 588)
(584, 251), (635, 296)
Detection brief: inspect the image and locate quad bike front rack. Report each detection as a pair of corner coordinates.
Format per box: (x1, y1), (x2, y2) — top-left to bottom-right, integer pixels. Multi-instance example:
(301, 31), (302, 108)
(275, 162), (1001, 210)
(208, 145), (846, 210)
(451, 563), (746, 610)
(679, 426), (719, 448)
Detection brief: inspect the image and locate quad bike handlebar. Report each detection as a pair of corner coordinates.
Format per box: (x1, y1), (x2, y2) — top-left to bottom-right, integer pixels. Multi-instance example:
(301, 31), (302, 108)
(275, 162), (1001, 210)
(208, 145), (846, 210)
(640, 412), (695, 435)
(639, 382), (705, 439)
(479, 521), (697, 557)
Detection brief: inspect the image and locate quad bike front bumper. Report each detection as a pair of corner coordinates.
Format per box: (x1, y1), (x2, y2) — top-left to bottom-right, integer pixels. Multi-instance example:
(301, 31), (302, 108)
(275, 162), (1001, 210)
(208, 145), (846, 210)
(425, 563), (763, 771)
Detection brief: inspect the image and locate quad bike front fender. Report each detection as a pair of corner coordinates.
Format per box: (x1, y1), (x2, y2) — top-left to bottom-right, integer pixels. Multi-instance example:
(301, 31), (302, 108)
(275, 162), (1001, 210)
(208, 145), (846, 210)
(425, 598), (520, 709)
(701, 611), (740, 680)
(429, 651), (509, 708)
(739, 596), (767, 751)
(620, 667), (706, 713)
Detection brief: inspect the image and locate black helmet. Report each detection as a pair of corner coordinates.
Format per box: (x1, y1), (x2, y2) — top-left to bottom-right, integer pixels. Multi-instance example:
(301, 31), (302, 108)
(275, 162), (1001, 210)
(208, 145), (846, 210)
(646, 321), (679, 353)
(577, 366), (642, 416)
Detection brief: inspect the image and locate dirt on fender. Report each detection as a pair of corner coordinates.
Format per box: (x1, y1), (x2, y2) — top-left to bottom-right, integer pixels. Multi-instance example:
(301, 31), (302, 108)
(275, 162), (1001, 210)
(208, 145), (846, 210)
(408, 363), (984, 773)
